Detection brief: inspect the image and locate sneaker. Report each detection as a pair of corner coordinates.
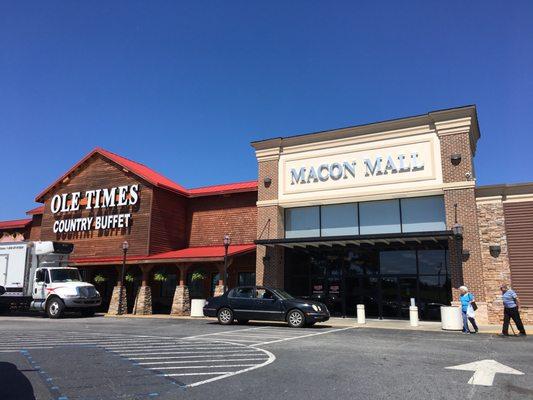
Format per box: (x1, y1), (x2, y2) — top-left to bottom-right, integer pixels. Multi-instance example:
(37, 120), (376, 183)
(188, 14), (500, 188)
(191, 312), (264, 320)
(498, 333), (510, 337)
(462, 331), (471, 334)
(518, 332), (527, 337)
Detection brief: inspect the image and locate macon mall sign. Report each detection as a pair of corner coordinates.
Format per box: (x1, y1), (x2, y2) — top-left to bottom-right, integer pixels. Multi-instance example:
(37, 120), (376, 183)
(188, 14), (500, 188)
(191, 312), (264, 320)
(50, 184), (139, 233)
(289, 153), (424, 185)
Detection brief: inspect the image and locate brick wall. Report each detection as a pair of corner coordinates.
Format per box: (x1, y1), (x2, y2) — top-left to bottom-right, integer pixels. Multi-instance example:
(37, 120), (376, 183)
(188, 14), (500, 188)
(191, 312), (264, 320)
(256, 156), (285, 287)
(187, 191), (257, 247)
(28, 215), (42, 241)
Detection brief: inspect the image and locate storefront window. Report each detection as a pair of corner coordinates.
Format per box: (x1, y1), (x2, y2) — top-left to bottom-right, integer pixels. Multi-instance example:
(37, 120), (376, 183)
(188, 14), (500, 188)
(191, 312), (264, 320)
(400, 196), (446, 232)
(380, 250), (417, 274)
(359, 199), (401, 235)
(418, 249), (448, 275)
(285, 206), (320, 238)
(321, 203), (358, 236)
(238, 272), (256, 286)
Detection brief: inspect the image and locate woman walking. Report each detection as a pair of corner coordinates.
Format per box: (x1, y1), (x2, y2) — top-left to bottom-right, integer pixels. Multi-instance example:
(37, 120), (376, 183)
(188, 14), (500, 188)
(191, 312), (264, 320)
(459, 286), (479, 334)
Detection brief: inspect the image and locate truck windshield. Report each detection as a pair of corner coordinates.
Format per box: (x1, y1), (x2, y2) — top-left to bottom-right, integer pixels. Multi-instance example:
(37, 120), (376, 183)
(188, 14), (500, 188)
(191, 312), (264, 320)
(50, 269), (81, 283)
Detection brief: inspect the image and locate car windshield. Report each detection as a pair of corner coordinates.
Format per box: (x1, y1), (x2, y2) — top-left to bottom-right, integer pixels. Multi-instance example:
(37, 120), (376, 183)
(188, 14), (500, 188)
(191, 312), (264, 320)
(50, 269), (81, 283)
(272, 289), (295, 300)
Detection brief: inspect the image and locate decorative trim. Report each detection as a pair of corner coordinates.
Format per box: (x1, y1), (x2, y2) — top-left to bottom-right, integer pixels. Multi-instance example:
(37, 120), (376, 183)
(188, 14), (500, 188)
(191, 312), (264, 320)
(442, 181), (476, 190)
(503, 194), (533, 203)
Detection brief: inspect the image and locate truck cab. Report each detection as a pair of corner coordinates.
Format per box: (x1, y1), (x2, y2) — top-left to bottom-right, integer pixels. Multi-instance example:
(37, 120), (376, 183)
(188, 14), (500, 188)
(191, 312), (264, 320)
(32, 266), (101, 318)
(0, 241), (101, 318)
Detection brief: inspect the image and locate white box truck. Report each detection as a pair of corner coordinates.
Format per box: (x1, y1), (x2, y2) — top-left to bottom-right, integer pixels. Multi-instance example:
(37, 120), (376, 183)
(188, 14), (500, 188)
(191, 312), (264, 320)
(0, 241), (101, 318)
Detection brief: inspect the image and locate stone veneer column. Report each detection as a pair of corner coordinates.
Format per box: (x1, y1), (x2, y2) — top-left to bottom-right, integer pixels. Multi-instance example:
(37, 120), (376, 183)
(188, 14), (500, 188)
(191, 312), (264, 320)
(435, 117), (487, 323)
(171, 263), (191, 316)
(213, 261), (230, 296)
(133, 265), (153, 315)
(255, 146), (285, 288)
(476, 198), (511, 325)
(107, 265), (128, 315)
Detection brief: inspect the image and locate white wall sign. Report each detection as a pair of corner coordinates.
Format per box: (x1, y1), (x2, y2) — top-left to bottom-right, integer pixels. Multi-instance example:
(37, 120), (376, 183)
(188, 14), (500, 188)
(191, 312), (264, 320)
(50, 184), (140, 233)
(278, 132), (443, 205)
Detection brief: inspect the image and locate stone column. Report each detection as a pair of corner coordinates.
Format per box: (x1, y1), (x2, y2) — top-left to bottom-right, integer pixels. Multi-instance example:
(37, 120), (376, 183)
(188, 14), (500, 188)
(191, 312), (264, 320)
(214, 260), (232, 296)
(171, 263), (191, 316)
(133, 265), (153, 315)
(107, 265), (128, 315)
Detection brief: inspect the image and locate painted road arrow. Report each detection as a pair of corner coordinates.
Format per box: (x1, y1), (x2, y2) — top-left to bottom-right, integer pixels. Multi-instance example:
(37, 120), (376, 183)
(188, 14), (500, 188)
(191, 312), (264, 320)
(446, 359), (524, 386)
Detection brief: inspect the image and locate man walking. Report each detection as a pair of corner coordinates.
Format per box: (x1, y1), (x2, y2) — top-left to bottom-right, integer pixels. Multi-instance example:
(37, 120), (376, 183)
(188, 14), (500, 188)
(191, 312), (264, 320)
(500, 284), (527, 337)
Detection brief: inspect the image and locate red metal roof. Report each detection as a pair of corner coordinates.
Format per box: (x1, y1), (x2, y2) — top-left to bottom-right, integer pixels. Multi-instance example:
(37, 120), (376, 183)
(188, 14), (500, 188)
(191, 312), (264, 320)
(35, 147), (257, 202)
(70, 244), (256, 265)
(0, 218), (32, 230)
(149, 244), (256, 260)
(26, 205), (44, 215)
(188, 180), (258, 197)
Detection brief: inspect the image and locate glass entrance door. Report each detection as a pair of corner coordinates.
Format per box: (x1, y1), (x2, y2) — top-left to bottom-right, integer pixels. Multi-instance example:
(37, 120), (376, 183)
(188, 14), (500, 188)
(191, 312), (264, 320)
(380, 276), (418, 319)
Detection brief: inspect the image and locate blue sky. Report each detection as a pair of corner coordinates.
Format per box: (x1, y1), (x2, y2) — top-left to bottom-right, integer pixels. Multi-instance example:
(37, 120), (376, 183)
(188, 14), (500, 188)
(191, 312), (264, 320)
(1, 1), (532, 220)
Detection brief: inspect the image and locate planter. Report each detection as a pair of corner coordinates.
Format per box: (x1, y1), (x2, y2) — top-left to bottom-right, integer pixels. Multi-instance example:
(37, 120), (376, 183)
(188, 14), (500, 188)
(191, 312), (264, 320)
(190, 299), (207, 317)
(440, 306), (463, 330)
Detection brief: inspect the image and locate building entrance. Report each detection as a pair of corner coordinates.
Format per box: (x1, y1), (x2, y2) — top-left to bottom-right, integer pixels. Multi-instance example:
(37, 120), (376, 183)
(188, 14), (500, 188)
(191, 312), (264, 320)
(285, 244), (451, 320)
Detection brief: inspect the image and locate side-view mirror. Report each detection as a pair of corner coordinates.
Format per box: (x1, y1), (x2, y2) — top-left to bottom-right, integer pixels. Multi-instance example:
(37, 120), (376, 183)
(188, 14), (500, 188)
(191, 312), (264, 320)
(0, 286), (5, 296)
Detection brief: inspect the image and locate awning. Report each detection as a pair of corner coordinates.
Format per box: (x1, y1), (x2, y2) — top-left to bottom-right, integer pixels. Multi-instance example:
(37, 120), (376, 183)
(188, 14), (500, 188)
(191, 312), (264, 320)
(70, 244), (256, 266)
(255, 231), (454, 249)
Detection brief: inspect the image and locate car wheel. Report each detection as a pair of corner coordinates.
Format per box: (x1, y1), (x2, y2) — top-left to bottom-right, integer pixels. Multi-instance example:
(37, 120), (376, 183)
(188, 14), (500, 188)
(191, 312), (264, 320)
(237, 319), (249, 325)
(46, 297), (65, 319)
(287, 309), (305, 328)
(81, 309), (96, 318)
(217, 307), (234, 325)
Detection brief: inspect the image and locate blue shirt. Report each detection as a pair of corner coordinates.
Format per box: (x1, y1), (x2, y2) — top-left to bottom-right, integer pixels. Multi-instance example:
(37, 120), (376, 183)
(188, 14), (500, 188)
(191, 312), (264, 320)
(502, 289), (518, 308)
(460, 293), (474, 311)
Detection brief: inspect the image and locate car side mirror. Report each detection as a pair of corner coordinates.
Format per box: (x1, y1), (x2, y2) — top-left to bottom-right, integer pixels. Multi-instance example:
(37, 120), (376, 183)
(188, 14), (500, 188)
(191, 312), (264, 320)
(0, 286), (5, 296)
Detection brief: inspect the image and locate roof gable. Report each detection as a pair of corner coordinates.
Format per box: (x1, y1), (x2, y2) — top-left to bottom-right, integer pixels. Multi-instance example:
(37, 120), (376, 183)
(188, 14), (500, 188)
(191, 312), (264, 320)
(35, 147), (189, 202)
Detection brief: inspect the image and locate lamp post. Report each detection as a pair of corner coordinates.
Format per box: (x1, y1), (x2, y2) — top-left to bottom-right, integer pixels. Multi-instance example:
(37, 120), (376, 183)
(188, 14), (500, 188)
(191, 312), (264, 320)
(223, 234), (231, 293)
(119, 240), (129, 314)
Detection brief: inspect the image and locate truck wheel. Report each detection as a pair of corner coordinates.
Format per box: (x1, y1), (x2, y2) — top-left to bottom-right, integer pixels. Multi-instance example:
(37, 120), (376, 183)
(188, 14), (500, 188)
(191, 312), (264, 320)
(46, 298), (65, 319)
(81, 309), (96, 318)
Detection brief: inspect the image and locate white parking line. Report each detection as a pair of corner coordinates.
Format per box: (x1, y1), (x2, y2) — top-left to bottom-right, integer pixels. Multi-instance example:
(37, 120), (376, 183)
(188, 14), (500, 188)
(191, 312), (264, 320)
(149, 364), (259, 370)
(251, 327), (353, 346)
(130, 352), (262, 360)
(138, 358), (268, 365)
(162, 372), (230, 377)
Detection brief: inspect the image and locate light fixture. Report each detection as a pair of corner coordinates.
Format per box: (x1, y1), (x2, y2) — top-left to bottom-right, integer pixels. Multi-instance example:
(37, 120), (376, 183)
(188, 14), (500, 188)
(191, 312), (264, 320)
(264, 177), (272, 187)
(452, 203), (463, 239)
(462, 249), (470, 261)
(451, 154), (462, 166)
(489, 245), (501, 258)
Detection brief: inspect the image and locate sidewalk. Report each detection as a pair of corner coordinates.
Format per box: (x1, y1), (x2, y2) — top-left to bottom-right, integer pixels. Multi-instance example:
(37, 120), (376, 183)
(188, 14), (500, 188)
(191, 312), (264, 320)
(104, 313), (530, 335)
(327, 317), (531, 334)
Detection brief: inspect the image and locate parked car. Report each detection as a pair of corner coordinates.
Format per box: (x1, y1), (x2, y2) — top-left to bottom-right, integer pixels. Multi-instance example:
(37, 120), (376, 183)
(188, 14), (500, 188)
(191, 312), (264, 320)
(203, 286), (330, 328)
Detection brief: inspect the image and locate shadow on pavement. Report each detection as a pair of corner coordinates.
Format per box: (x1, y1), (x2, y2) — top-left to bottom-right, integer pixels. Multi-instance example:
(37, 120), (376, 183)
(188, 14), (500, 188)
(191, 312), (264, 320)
(205, 321), (334, 329)
(0, 362), (36, 400)
(0, 311), (105, 319)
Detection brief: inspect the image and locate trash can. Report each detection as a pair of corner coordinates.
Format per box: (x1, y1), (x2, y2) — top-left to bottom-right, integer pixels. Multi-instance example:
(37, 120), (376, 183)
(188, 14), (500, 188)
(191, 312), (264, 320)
(190, 299), (207, 317)
(440, 306), (463, 330)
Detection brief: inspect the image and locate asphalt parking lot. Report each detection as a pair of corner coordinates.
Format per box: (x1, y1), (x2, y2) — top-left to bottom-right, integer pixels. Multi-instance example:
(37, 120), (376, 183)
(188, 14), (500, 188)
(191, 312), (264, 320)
(0, 314), (531, 400)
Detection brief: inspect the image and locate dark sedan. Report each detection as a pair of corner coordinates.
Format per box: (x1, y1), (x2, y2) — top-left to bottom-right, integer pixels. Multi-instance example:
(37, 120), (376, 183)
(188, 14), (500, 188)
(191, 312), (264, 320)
(203, 286), (330, 328)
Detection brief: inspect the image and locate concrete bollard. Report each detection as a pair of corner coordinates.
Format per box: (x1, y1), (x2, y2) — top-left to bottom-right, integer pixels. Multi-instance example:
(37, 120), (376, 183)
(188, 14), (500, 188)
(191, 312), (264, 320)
(409, 306), (419, 327)
(357, 304), (366, 324)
